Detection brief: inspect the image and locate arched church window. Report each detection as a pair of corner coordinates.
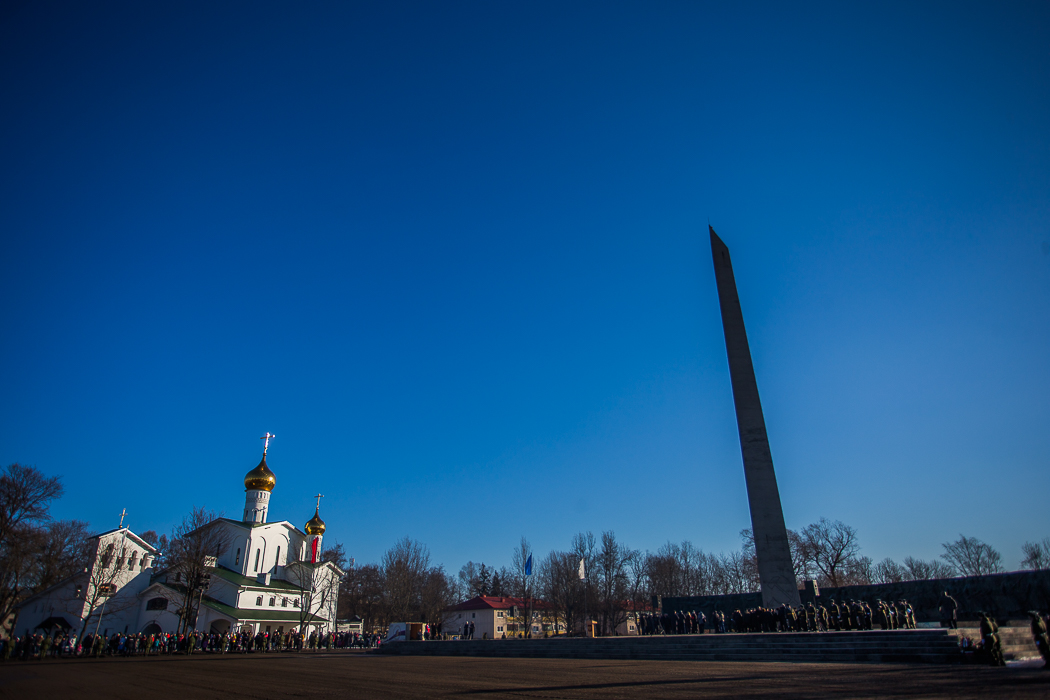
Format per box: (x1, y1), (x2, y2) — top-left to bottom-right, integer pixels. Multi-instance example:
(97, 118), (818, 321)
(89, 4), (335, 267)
(129, 552), (138, 570)
(269, 597), (276, 607)
(102, 543), (114, 567)
(235, 548), (241, 566)
(254, 549), (261, 572)
(256, 596), (263, 606)
(275, 546), (281, 567)
(281, 597), (288, 608)
(146, 598), (168, 611)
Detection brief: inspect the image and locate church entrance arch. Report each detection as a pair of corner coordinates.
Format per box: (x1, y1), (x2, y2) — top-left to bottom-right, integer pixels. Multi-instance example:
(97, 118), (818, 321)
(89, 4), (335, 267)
(210, 619), (231, 634)
(141, 623), (162, 635)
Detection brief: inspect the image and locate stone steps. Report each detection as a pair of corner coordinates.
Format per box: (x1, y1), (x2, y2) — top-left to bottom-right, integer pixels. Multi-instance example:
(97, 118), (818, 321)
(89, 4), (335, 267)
(377, 629), (970, 664)
(949, 627), (1040, 660)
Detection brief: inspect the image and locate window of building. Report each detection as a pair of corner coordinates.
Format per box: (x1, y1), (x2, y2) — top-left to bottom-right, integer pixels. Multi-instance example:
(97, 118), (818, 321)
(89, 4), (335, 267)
(256, 596), (263, 606)
(275, 546), (281, 567)
(140, 557), (147, 570)
(269, 597), (276, 607)
(102, 543), (114, 567)
(497, 626), (503, 632)
(533, 626), (540, 632)
(129, 553), (138, 570)
(497, 611), (504, 618)
(146, 598), (168, 611)
(295, 598), (301, 607)
(471, 613), (475, 618)
(235, 548), (241, 566)
(282, 598), (288, 608)
(254, 549), (261, 571)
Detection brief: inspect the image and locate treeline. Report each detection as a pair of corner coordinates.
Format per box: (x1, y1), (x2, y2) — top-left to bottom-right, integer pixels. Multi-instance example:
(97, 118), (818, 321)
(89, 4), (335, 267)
(4, 462), (1050, 638)
(0, 464), (88, 633)
(336, 521), (1050, 636)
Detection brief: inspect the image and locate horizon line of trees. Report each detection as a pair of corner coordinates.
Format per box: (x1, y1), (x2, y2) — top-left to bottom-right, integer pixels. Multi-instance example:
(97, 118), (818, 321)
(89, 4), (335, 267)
(3, 463), (1049, 639)
(336, 523), (1050, 636)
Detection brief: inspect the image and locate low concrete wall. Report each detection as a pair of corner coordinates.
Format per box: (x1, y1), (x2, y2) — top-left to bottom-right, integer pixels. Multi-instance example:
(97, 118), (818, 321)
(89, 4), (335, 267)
(661, 569), (1050, 624)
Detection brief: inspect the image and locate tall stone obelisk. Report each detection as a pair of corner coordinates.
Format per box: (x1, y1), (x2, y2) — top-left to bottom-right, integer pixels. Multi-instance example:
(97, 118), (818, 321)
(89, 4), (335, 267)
(709, 226), (800, 608)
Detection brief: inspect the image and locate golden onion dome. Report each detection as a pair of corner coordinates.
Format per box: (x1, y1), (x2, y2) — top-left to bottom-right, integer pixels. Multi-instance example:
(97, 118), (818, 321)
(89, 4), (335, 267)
(244, 456), (277, 492)
(305, 508), (326, 536)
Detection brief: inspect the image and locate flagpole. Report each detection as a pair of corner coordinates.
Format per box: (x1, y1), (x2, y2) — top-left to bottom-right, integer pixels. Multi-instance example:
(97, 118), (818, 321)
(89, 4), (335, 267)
(525, 552), (532, 639)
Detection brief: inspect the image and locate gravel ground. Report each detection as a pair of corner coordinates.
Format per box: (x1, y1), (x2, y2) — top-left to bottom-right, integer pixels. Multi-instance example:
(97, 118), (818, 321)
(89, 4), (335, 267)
(1, 653), (1048, 699)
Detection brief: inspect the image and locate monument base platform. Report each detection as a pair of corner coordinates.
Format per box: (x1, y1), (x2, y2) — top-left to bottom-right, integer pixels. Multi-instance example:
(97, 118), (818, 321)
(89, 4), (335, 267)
(377, 629), (976, 664)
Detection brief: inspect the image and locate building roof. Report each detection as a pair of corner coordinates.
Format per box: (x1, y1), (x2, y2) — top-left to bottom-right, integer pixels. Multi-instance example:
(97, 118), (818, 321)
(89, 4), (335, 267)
(449, 596), (533, 611)
(89, 527), (161, 554)
(209, 565), (302, 591)
(213, 517), (307, 537)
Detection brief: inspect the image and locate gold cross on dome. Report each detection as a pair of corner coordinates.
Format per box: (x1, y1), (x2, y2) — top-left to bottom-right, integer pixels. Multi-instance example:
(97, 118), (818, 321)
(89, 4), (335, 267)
(260, 432), (276, 456)
(315, 494), (324, 510)
(119, 508), (127, 528)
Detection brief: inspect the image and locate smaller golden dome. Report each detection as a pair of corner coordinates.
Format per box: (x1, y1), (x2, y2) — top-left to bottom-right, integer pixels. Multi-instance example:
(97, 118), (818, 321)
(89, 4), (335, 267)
(305, 508), (326, 535)
(244, 456), (276, 492)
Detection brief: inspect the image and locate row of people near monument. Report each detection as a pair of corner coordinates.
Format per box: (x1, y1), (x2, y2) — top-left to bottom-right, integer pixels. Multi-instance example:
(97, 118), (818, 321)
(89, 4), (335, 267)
(732, 599), (917, 633)
(637, 599), (917, 636)
(0, 628), (381, 660)
(636, 610), (720, 635)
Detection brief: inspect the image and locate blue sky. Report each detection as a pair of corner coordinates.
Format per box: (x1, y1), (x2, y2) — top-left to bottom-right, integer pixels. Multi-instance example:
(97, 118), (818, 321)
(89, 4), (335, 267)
(2, 1), (1048, 572)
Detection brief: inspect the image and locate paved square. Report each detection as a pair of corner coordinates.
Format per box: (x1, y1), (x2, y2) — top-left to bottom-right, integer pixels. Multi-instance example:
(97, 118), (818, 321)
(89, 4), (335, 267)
(1, 654), (1048, 699)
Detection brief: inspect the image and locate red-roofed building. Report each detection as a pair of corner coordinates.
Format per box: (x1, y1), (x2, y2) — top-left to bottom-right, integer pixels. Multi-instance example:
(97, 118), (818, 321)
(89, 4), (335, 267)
(443, 596), (564, 639)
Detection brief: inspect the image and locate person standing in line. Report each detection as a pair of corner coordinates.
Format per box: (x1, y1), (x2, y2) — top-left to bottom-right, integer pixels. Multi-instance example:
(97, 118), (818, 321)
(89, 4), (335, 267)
(1028, 611), (1049, 670)
(939, 591), (959, 629)
(979, 612), (1005, 667)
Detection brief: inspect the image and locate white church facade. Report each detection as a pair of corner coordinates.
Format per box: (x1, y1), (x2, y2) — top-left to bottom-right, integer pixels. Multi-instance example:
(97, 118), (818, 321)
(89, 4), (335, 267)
(15, 438), (342, 639)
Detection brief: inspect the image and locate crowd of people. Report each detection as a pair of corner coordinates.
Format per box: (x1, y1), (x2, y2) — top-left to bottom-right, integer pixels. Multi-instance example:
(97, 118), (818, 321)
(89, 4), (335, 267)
(636, 598), (917, 636)
(0, 628), (382, 661)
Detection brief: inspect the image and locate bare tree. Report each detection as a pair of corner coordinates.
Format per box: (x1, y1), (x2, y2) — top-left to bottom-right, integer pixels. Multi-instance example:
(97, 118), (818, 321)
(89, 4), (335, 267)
(537, 550), (584, 635)
(286, 557), (341, 638)
(644, 546), (683, 598)
(593, 531), (638, 636)
(871, 558), (906, 584)
(418, 566), (456, 629)
(382, 537), (431, 624)
(164, 507), (233, 635)
(799, 518), (861, 587)
(456, 561), (492, 598)
(941, 535), (1003, 577)
(73, 529), (149, 642)
(902, 556), (955, 580)
(511, 536), (531, 599)
(0, 464), (63, 627)
(1021, 538), (1050, 571)
(714, 549), (759, 595)
(338, 562), (384, 631)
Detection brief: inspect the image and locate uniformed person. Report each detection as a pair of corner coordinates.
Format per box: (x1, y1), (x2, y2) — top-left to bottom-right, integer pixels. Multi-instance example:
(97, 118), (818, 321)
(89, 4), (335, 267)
(1028, 611), (1049, 669)
(979, 612), (1005, 667)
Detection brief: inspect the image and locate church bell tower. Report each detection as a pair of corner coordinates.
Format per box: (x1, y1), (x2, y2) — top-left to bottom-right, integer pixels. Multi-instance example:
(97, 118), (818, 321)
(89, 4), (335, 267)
(243, 433), (277, 523)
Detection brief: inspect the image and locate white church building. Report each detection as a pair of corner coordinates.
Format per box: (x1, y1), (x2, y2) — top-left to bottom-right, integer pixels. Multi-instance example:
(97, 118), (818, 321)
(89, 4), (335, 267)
(16, 438), (342, 639)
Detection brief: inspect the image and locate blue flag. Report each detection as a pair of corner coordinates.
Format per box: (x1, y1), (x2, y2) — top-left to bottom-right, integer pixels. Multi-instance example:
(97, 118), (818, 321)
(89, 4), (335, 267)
(525, 554), (532, 576)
